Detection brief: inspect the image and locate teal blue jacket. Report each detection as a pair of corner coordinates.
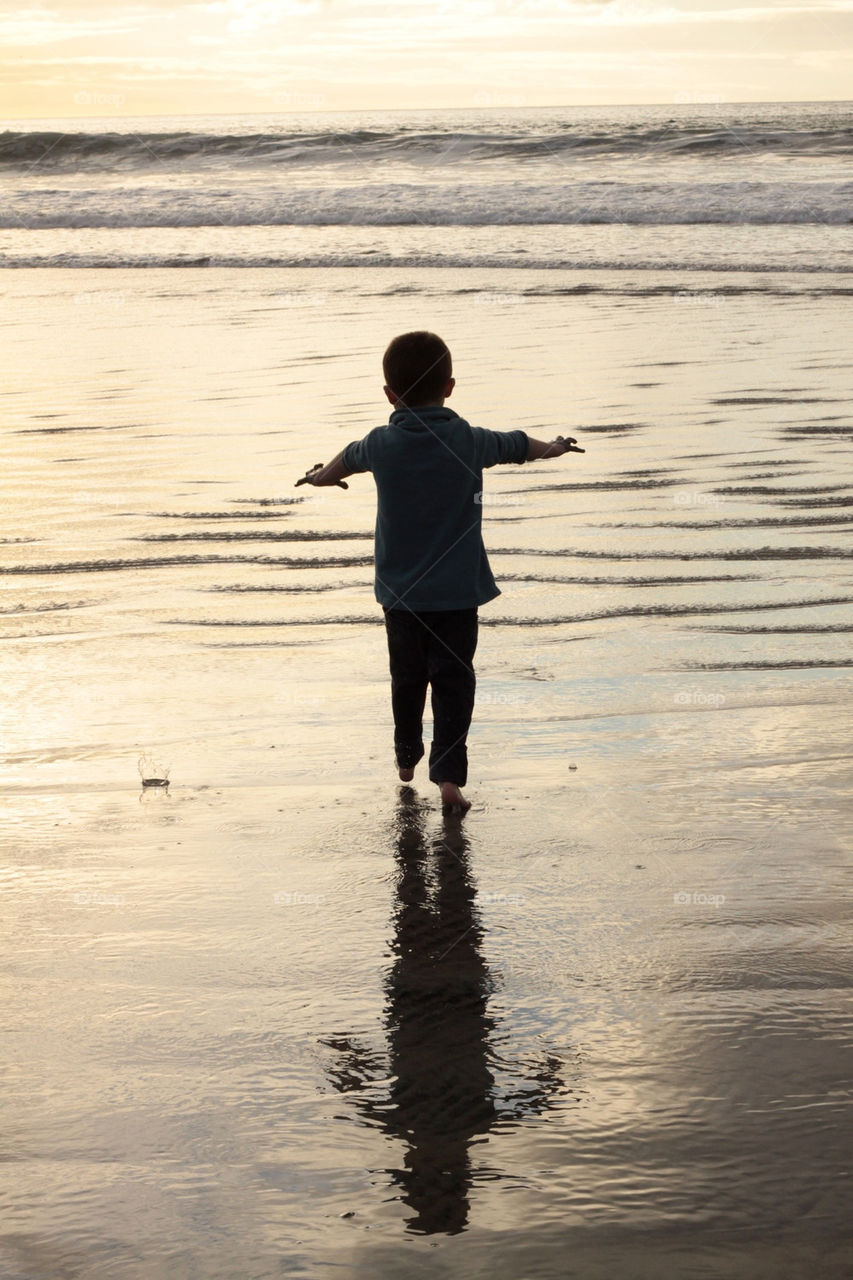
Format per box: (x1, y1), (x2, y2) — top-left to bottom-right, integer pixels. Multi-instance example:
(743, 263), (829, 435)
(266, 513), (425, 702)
(342, 405), (528, 612)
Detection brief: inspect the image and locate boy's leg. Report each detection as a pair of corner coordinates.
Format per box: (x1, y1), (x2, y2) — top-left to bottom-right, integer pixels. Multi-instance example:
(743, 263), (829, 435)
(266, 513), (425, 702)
(423, 608), (478, 787)
(383, 607), (428, 772)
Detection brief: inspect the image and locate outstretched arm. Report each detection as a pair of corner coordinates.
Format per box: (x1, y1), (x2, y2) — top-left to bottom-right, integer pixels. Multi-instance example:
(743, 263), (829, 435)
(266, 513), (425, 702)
(295, 450), (353, 488)
(526, 435), (585, 461)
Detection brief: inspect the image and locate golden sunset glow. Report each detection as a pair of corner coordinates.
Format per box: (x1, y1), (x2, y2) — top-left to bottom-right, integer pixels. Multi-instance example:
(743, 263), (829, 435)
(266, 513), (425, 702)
(1, 0), (851, 119)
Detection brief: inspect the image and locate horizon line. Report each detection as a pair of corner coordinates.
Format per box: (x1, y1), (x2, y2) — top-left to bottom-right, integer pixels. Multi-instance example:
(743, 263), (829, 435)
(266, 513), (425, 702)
(1, 97), (851, 125)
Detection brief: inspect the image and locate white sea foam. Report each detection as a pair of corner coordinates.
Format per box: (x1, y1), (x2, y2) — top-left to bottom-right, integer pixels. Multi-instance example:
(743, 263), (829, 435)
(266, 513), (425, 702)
(2, 180), (850, 231)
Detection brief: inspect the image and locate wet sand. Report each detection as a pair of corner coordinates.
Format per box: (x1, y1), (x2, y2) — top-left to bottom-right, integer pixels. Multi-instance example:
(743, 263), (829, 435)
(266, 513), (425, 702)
(2, 267), (852, 1277)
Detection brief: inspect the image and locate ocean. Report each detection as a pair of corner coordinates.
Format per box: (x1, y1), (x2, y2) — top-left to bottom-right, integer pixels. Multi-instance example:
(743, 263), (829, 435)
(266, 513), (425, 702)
(2, 101), (851, 271)
(2, 102), (852, 1279)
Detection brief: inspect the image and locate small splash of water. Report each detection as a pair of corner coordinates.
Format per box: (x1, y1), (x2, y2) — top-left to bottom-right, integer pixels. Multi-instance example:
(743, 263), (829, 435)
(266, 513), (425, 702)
(138, 752), (170, 787)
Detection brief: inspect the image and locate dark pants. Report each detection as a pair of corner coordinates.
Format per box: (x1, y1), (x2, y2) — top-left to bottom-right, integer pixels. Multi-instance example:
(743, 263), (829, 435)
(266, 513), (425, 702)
(383, 606), (479, 787)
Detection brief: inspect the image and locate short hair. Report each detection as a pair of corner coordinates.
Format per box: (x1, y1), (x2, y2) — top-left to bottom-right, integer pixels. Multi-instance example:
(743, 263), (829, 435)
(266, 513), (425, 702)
(383, 331), (452, 406)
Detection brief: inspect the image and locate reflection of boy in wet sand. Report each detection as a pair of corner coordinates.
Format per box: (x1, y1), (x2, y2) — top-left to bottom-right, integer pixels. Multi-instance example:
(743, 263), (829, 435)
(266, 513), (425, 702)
(297, 331), (583, 815)
(322, 792), (571, 1235)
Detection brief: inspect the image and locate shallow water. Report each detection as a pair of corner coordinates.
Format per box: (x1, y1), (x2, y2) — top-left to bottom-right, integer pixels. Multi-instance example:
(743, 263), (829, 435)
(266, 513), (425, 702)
(2, 267), (852, 1277)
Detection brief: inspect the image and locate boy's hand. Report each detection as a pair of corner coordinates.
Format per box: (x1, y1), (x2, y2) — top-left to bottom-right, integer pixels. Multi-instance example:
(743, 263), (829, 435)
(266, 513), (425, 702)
(526, 435), (586, 461)
(295, 463), (349, 489)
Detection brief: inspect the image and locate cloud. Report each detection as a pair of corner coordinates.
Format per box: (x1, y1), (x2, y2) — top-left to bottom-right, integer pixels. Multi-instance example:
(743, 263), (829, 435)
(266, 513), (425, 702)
(200, 0), (320, 34)
(0, 6), (147, 44)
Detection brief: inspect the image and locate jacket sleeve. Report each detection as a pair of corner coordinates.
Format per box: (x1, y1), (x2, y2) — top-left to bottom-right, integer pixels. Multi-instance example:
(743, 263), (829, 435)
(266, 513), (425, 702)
(341, 431), (375, 474)
(472, 427), (529, 469)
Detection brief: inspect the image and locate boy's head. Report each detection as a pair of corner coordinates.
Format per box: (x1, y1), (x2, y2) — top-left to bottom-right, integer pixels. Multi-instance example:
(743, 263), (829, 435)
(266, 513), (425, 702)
(383, 331), (454, 408)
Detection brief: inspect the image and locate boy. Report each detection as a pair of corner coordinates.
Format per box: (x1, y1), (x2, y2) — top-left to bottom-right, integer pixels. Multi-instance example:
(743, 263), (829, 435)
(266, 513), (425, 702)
(297, 331), (584, 815)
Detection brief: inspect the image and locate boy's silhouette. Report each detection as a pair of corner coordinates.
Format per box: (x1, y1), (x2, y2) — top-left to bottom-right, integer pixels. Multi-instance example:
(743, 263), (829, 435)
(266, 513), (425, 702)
(297, 331), (583, 813)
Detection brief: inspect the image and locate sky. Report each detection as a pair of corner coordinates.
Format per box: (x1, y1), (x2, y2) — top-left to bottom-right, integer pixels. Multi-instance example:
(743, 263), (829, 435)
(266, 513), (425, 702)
(1, 0), (851, 119)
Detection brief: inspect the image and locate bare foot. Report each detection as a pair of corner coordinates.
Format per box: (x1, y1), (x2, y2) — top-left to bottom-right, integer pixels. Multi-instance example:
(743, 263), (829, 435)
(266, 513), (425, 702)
(439, 781), (471, 814)
(398, 765), (415, 782)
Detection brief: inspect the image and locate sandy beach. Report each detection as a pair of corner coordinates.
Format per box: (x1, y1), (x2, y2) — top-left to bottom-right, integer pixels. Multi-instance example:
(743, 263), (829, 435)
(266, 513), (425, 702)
(1, 256), (851, 1275)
